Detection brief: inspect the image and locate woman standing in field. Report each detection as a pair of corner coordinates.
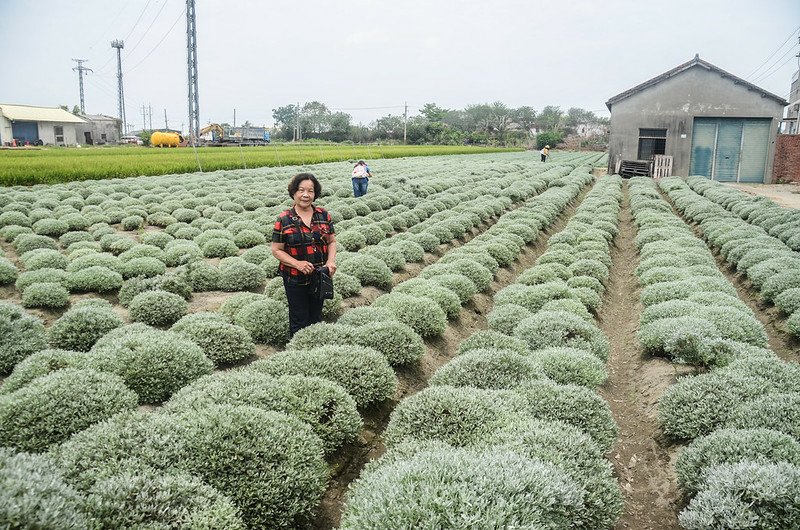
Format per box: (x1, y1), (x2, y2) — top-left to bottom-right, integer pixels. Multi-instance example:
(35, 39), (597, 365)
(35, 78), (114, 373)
(271, 173), (337, 337)
(351, 160), (372, 197)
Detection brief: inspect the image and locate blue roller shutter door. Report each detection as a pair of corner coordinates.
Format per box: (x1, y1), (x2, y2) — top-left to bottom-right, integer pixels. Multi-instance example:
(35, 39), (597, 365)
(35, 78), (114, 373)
(689, 118), (770, 183)
(739, 119), (771, 183)
(714, 120), (743, 182)
(11, 121), (39, 143)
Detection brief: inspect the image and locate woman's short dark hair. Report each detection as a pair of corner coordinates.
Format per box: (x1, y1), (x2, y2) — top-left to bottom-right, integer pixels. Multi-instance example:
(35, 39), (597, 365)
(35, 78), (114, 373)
(288, 173), (321, 198)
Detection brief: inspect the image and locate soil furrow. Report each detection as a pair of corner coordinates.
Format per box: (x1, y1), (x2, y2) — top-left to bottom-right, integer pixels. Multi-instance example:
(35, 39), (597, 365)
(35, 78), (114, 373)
(597, 182), (683, 530)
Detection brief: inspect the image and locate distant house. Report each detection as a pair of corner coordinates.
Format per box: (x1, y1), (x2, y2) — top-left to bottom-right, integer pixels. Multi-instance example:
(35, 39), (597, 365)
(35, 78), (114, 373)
(606, 55), (787, 182)
(0, 103), (86, 146)
(574, 122), (608, 138)
(74, 114), (121, 145)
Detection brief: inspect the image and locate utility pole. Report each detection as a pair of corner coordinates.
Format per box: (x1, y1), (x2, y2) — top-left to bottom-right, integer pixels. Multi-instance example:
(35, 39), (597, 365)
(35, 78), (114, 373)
(795, 35), (800, 134)
(141, 105), (147, 132)
(71, 59), (92, 114)
(164, 109), (169, 129)
(111, 40), (127, 134)
(403, 101), (408, 145)
(186, 0), (200, 145)
(295, 102), (301, 142)
(233, 108), (236, 128)
(148, 104), (153, 130)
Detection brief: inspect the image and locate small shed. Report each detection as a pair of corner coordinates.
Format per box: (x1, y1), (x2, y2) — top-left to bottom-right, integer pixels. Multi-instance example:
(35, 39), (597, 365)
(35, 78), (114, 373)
(0, 103), (86, 146)
(74, 114), (121, 145)
(606, 55), (787, 183)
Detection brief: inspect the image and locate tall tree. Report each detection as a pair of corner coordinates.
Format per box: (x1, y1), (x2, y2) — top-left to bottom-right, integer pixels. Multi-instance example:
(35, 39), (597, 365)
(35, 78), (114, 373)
(272, 104), (300, 140)
(537, 106), (564, 132)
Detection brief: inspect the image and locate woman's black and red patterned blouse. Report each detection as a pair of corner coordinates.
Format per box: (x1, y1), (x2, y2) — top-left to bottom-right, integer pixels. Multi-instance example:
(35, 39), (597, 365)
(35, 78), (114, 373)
(271, 206), (335, 277)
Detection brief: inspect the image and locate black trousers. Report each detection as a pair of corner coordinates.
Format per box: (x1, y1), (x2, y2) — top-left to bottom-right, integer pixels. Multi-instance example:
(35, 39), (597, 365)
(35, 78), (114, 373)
(283, 276), (324, 337)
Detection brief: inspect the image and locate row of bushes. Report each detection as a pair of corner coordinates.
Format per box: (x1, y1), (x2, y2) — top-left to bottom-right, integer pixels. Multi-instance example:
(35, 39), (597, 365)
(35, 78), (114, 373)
(338, 171), (625, 529)
(628, 177), (800, 528)
(662, 176), (800, 338)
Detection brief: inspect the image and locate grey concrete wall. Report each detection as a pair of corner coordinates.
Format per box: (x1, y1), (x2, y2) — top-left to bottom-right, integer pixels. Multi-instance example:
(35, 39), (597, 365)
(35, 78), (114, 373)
(75, 119), (121, 145)
(608, 65), (785, 182)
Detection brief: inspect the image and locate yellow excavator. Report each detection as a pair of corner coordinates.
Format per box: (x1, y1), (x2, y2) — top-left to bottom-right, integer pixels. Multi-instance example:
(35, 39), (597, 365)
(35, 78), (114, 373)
(199, 123), (225, 143)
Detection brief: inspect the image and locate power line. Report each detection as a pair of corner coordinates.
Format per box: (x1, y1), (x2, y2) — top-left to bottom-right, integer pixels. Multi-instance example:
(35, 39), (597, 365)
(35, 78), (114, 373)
(746, 25), (800, 79)
(752, 42), (799, 84)
(124, 0), (154, 42)
(124, 0), (170, 61)
(127, 8), (186, 73)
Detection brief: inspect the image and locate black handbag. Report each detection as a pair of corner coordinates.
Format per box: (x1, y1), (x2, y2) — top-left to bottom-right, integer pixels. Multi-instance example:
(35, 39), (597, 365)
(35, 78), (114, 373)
(313, 267), (335, 300)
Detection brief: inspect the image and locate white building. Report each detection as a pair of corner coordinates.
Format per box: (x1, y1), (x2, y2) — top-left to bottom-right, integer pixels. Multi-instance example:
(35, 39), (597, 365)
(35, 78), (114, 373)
(0, 103), (86, 146)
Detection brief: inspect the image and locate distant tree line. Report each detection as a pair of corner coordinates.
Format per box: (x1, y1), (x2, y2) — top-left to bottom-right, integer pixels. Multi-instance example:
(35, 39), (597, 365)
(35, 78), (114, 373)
(271, 101), (608, 148)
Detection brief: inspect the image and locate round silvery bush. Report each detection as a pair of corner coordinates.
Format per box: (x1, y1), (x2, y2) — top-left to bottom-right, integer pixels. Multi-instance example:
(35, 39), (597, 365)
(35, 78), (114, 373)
(540, 297), (594, 321)
(761, 271), (800, 302)
(128, 290), (187, 327)
(476, 418), (623, 530)
(514, 379), (618, 452)
(163, 242), (203, 266)
(0, 257), (18, 285)
(0, 348), (87, 394)
(83, 466), (244, 530)
(120, 256), (166, 279)
(775, 288), (800, 316)
(218, 257), (266, 291)
(789, 311), (800, 338)
(393, 278), (461, 318)
(372, 292), (447, 337)
(726, 392), (800, 440)
(340, 445), (584, 530)
(89, 327), (213, 403)
(182, 260), (220, 291)
(118, 244), (165, 263)
(21, 281), (70, 309)
(118, 273), (192, 307)
(202, 238), (239, 258)
(32, 218), (69, 237)
(678, 461), (800, 530)
(337, 306), (395, 327)
(391, 239), (425, 262)
(333, 271), (361, 297)
(361, 245), (406, 271)
(233, 298), (289, 344)
(338, 254), (393, 290)
(383, 385), (526, 448)
(0, 302), (47, 374)
(164, 370), (360, 455)
(14, 234), (59, 255)
(48, 305), (122, 352)
(353, 320), (426, 365)
(487, 303), (532, 335)
(251, 344), (397, 407)
(120, 215), (144, 230)
(457, 330), (528, 355)
(676, 428), (800, 497)
(430, 348), (545, 390)
(638, 316), (722, 365)
(427, 273), (477, 304)
(0, 448), (90, 529)
(171, 316), (254, 365)
(19, 248), (67, 271)
(66, 252), (119, 273)
(444, 248), (500, 274)
(530, 347), (609, 388)
(517, 263), (571, 285)
(233, 229), (266, 248)
(514, 311), (610, 361)
(494, 281), (572, 313)
(15, 268), (67, 291)
(285, 322), (359, 350)
(66, 265), (123, 293)
(0, 368), (137, 452)
(658, 371), (771, 440)
(218, 292), (266, 320)
(425, 259), (493, 292)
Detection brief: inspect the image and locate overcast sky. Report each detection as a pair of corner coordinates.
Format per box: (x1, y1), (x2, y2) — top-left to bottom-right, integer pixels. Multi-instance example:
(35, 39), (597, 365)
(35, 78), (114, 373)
(1, 0), (798, 132)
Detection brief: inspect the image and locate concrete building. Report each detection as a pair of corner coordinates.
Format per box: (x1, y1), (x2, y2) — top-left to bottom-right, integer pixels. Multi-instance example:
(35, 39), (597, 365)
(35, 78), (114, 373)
(781, 69), (799, 134)
(0, 103), (86, 146)
(606, 55), (787, 183)
(74, 114), (121, 145)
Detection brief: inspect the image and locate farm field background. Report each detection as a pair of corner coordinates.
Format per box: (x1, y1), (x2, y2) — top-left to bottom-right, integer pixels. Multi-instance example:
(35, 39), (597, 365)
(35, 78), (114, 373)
(0, 143), (522, 186)
(0, 151), (799, 529)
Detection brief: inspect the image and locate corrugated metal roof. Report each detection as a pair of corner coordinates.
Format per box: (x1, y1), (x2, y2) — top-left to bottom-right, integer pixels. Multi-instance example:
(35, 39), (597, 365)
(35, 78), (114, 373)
(0, 104), (87, 123)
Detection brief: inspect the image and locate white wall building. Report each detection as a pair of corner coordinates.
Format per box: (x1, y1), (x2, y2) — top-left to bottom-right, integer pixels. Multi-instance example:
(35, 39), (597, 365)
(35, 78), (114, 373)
(0, 103), (86, 146)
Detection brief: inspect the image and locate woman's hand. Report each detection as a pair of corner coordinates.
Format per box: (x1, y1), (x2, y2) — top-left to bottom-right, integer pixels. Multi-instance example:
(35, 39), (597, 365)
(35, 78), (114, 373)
(295, 260), (315, 275)
(325, 262), (337, 276)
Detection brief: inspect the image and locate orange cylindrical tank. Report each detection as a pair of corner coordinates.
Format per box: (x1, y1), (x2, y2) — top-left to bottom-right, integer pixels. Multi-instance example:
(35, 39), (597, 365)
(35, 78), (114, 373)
(150, 131), (185, 147)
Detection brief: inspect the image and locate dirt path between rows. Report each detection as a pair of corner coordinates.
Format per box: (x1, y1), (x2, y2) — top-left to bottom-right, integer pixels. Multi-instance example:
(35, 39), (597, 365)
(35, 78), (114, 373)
(597, 182), (684, 530)
(312, 182), (594, 529)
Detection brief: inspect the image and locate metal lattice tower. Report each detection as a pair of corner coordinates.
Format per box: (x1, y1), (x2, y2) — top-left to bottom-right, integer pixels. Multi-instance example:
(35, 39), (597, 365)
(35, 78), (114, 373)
(186, 0), (200, 144)
(71, 59), (92, 114)
(111, 40), (127, 134)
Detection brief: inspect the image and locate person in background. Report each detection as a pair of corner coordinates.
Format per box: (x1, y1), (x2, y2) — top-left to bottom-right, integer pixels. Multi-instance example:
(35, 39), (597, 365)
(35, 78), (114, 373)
(540, 145), (550, 162)
(271, 173), (336, 337)
(352, 160), (372, 197)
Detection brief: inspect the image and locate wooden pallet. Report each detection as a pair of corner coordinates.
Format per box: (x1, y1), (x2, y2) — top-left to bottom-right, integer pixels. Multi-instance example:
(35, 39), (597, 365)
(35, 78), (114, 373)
(619, 160), (651, 178)
(652, 155), (673, 179)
